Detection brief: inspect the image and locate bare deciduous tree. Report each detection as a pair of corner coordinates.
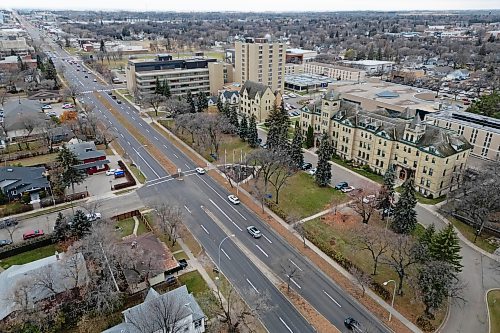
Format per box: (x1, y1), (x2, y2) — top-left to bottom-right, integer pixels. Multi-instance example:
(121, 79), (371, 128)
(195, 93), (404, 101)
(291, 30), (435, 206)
(353, 224), (391, 275)
(143, 94), (167, 117)
(154, 202), (183, 246)
(348, 190), (378, 224)
(281, 260), (302, 292)
(349, 266), (372, 297)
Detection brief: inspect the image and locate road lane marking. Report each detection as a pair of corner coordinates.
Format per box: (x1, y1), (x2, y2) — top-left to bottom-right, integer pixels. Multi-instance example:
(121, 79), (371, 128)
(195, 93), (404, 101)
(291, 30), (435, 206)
(154, 136), (159, 140)
(145, 177), (175, 187)
(255, 244), (269, 258)
(127, 141), (131, 145)
(131, 117), (136, 120)
(146, 129), (150, 133)
(132, 147), (160, 178)
(139, 123), (143, 126)
(263, 235), (272, 244)
(322, 290), (342, 307)
(126, 111), (129, 114)
(108, 120), (112, 124)
(221, 248), (231, 260)
(103, 114), (107, 119)
(184, 205), (192, 214)
(287, 276), (301, 289)
(197, 175), (249, 221)
(288, 259), (303, 271)
(185, 163), (190, 168)
(120, 133), (124, 138)
(279, 317), (294, 333)
(163, 144), (168, 149)
(209, 199), (243, 231)
(201, 225), (209, 234)
(246, 278), (259, 293)
(173, 153), (179, 158)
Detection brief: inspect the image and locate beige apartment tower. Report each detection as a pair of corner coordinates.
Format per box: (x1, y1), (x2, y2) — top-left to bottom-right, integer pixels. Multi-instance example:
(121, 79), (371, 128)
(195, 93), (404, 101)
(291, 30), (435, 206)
(235, 37), (285, 93)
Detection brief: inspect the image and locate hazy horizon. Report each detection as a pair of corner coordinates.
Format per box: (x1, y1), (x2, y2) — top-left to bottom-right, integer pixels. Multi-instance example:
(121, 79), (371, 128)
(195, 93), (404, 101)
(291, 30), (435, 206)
(1, 0), (499, 12)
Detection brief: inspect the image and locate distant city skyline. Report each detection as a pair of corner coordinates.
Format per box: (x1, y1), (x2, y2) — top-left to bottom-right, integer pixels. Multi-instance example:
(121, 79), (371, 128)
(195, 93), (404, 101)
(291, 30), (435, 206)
(1, 0), (499, 12)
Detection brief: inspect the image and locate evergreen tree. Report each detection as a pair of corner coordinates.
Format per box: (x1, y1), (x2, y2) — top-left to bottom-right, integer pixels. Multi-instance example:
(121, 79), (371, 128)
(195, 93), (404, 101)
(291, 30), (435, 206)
(45, 59), (57, 81)
(53, 212), (68, 241)
(222, 101), (230, 118)
(196, 92), (205, 112)
(266, 102), (290, 152)
(377, 46), (382, 60)
(417, 261), (455, 318)
(185, 90), (196, 113)
(247, 115), (259, 148)
(71, 210), (91, 238)
(217, 97), (223, 113)
(367, 44), (375, 60)
(99, 39), (106, 53)
(239, 115), (248, 141)
(36, 54), (45, 72)
(390, 178), (417, 234)
(305, 125), (315, 148)
(162, 79), (171, 98)
(315, 133), (332, 187)
(429, 224), (463, 273)
(290, 121), (304, 168)
(419, 223), (436, 247)
(154, 77), (162, 95)
(56, 145), (86, 199)
(378, 166), (396, 211)
(229, 107), (239, 129)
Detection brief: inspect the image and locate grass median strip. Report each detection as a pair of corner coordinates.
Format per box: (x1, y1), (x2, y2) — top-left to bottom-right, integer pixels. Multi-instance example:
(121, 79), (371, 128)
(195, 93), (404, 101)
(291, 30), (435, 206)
(94, 93), (178, 175)
(488, 289), (500, 333)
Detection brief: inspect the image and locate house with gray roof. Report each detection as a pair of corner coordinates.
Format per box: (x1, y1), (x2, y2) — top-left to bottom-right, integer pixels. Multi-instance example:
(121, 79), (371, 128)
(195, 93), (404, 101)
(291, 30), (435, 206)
(67, 141), (110, 175)
(0, 166), (49, 202)
(103, 285), (205, 333)
(1, 99), (49, 141)
(219, 90), (240, 106)
(0, 252), (88, 321)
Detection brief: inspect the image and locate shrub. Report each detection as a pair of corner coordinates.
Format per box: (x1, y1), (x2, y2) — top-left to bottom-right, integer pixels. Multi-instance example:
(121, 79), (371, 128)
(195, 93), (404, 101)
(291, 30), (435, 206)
(0, 234), (54, 259)
(416, 316), (435, 331)
(21, 192), (31, 204)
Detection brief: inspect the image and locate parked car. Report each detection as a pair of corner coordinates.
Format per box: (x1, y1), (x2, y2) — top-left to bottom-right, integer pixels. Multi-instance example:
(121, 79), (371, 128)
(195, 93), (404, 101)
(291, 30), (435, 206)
(362, 195), (376, 203)
(165, 275), (177, 285)
(62, 103), (74, 109)
(301, 162), (313, 170)
(0, 239), (13, 247)
(0, 218), (18, 229)
(344, 317), (361, 331)
(195, 167), (206, 175)
(111, 95), (117, 100)
(106, 168), (120, 176)
(308, 168), (317, 175)
(114, 170), (125, 178)
(86, 213), (102, 222)
(23, 229), (44, 240)
(107, 91), (113, 95)
(289, 93), (297, 98)
(117, 100), (122, 104)
(335, 182), (348, 190)
(93, 78), (97, 82)
(228, 194), (240, 205)
(247, 226), (262, 238)
(341, 186), (356, 193)
(84, 75), (88, 78)
(41, 104), (52, 109)
(178, 259), (188, 269)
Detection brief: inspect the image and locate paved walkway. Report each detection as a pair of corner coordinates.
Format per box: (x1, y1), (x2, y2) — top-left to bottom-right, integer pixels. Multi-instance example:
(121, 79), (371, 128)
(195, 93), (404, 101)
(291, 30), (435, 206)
(132, 216), (139, 236)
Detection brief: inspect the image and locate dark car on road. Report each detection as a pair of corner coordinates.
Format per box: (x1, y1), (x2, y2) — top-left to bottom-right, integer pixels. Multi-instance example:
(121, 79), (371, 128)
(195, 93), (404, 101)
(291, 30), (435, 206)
(344, 317), (362, 331)
(335, 182), (349, 190)
(301, 162), (313, 170)
(0, 239), (12, 247)
(0, 218), (18, 229)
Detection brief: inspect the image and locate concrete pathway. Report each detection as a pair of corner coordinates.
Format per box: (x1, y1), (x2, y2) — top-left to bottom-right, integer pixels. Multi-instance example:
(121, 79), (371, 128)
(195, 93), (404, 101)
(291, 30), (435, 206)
(132, 216), (139, 236)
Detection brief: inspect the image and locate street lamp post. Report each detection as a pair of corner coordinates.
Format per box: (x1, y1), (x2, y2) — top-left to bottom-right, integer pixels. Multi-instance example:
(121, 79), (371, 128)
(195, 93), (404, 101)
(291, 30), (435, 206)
(218, 234), (235, 280)
(383, 279), (397, 322)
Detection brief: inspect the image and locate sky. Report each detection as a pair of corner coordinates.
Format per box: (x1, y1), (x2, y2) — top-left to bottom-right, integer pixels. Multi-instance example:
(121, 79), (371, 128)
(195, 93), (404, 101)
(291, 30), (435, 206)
(1, 0), (499, 12)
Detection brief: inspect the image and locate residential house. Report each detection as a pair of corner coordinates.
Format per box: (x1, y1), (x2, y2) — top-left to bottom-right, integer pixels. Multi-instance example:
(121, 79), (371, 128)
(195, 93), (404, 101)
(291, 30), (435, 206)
(0, 166), (50, 202)
(207, 96), (218, 107)
(238, 80), (277, 122)
(119, 233), (179, 293)
(67, 140), (109, 175)
(27, 90), (62, 104)
(219, 90), (240, 108)
(103, 286), (206, 333)
(1, 99), (49, 141)
(0, 252), (88, 322)
(0, 55), (37, 71)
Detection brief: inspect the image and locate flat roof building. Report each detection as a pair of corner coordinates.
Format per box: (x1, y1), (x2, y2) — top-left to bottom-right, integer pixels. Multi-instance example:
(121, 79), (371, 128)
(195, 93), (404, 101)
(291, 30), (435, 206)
(284, 73), (335, 93)
(341, 60), (394, 74)
(126, 55), (232, 98)
(304, 62), (366, 82)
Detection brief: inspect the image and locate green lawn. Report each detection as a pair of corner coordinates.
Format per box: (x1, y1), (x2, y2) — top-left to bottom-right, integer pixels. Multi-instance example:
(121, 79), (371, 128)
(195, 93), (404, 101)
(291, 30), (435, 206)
(0, 244), (58, 269)
(6, 153), (58, 167)
(137, 219), (149, 235)
(178, 271), (209, 295)
(415, 192), (447, 205)
(127, 163), (146, 183)
(330, 155), (384, 184)
(488, 289), (500, 333)
(448, 217), (498, 253)
(272, 172), (347, 219)
(0, 201), (33, 218)
(144, 212), (183, 252)
(117, 217), (135, 237)
(174, 251), (189, 260)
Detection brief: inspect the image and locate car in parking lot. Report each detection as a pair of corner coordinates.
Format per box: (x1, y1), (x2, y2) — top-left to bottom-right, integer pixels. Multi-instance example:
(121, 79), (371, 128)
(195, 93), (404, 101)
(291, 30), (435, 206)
(289, 93), (297, 98)
(62, 103), (74, 109)
(93, 78), (97, 82)
(106, 168), (121, 176)
(301, 162), (313, 170)
(114, 170), (125, 178)
(341, 186), (356, 193)
(84, 75), (88, 78)
(227, 194), (240, 205)
(0, 239), (12, 247)
(86, 213), (102, 222)
(47, 111), (57, 117)
(308, 168), (317, 175)
(195, 167), (206, 175)
(41, 104), (52, 109)
(247, 226), (262, 238)
(335, 181), (348, 190)
(363, 195), (376, 203)
(23, 229), (44, 240)
(344, 317), (361, 331)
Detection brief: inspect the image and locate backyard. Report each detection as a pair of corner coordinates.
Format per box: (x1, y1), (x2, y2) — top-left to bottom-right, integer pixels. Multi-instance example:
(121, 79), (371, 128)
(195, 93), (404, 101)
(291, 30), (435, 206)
(0, 244), (59, 269)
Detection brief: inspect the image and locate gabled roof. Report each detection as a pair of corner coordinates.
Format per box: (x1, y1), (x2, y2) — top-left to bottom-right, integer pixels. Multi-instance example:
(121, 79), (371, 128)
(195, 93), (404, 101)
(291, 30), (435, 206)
(104, 286), (205, 333)
(67, 141), (106, 161)
(221, 90), (239, 99)
(0, 166), (49, 194)
(0, 252), (88, 320)
(239, 80), (270, 99)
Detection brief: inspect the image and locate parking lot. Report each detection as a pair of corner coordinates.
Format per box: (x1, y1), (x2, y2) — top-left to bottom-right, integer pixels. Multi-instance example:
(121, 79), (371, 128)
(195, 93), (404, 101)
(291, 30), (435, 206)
(72, 155), (130, 197)
(41, 102), (75, 117)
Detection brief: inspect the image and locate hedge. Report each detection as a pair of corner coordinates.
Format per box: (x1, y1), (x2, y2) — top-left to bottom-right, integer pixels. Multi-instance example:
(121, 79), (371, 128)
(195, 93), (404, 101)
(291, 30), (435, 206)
(0, 234), (55, 260)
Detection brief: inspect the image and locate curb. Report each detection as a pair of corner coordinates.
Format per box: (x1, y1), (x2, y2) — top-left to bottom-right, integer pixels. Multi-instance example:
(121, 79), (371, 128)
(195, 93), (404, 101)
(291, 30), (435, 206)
(485, 288), (499, 333)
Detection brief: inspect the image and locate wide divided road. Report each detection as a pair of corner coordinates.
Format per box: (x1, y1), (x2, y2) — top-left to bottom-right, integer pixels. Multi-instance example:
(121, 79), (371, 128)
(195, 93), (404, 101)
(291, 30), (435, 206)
(20, 17), (391, 333)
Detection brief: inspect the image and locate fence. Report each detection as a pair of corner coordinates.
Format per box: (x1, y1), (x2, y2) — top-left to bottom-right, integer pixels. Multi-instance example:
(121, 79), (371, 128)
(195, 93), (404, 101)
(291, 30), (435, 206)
(111, 209), (140, 221)
(113, 160), (137, 190)
(0, 234), (54, 260)
(452, 213), (500, 238)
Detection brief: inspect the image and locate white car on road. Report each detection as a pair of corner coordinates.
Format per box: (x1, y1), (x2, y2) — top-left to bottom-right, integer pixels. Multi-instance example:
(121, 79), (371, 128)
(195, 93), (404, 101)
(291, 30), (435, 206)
(195, 167), (206, 175)
(228, 194), (240, 205)
(247, 226), (262, 238)
(86, 213), (102, 221)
